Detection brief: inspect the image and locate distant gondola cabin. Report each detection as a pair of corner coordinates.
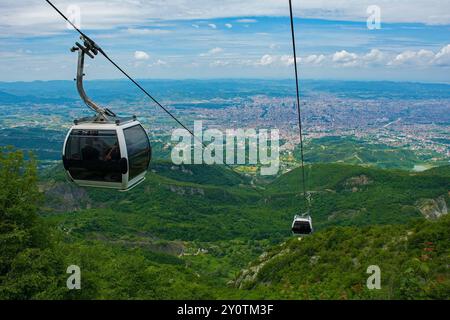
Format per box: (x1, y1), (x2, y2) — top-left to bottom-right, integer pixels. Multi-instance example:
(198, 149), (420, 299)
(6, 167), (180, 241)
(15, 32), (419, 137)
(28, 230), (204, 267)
(291, 215), (313, 235)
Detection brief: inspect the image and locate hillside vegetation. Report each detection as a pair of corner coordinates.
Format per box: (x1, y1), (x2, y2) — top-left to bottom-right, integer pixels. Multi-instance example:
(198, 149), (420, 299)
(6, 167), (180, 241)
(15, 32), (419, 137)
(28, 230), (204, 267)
(0, 147), (448, 299)
(297, 136), (446, 170)
(233, 216), (450, 299)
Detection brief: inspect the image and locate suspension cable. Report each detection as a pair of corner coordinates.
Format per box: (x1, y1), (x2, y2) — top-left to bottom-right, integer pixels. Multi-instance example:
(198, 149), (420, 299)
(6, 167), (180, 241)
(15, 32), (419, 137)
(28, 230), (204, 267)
(288, 0), (309, 208)
(46, 0), (198, 139)
(45, 0), (266, 194)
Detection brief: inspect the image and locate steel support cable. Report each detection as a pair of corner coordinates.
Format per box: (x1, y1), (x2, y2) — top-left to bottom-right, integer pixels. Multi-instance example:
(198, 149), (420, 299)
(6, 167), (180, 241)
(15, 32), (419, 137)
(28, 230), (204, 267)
(45, 0), (267, 197)
(288, 0), (309, 209)
(46, 0), (198, 140)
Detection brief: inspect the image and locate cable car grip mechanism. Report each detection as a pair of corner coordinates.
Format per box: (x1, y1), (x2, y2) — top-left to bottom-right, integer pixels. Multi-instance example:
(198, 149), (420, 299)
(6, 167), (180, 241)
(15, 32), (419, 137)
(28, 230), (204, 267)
(71, 36), (116, 118)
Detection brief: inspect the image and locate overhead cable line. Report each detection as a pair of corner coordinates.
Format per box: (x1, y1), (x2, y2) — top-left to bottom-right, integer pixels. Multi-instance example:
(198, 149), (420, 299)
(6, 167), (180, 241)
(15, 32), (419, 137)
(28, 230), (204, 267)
(46, 0), (265, 194)
(46, 0), (198, 139)
(288, 0), (309, 208)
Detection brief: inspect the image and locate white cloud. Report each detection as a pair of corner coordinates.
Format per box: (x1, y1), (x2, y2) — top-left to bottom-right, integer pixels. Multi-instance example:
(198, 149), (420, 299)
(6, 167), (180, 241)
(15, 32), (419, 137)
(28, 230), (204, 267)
(389, 51), (417, 65)
(280, 54), (324, 66)
(2, 0), (450, 37)
(126, 28), (171, 35)
(329, 49), (390, 67)
(225, 23), (233, 29)
(208, 23), (217, 29)
(432, 44), (450, 66)
(134, 50), (150, 60)
(332, 50), (359, 67)
(222, 54), (322, 67)
(149, 59), (167, 67)
(192, 24), (200, 29)
(210, 60), (230, 67)
(388, 45), (450, 67)
(0, 50), (31, 59)
(389, 49), (435, 66)
(209, 47), (223, 54)
(236, 19), (258, 23)
(200, 47), (223, 56)
(280, 55), (299, 66)
(201, 46), (450, 70)
(329, 49), (384, 67)
(302, 54), (326, 65)
(327, 46), (450, 68)
(256, 54), (275, 66)
(363, 49), (385, 64)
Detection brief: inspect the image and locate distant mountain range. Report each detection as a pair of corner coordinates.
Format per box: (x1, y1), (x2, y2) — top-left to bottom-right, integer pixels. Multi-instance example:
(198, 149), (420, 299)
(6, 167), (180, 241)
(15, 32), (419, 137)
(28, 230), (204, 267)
(1, 79), (450, 105)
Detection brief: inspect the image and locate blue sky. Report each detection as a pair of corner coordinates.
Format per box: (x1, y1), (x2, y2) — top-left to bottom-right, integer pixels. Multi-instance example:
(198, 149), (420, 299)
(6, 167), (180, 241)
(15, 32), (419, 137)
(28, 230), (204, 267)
(0, 0), (449, 82)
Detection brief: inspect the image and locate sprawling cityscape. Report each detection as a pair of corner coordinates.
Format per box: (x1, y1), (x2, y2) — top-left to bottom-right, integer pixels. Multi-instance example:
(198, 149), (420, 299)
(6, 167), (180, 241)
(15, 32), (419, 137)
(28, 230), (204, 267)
(0, 79), (449, 172)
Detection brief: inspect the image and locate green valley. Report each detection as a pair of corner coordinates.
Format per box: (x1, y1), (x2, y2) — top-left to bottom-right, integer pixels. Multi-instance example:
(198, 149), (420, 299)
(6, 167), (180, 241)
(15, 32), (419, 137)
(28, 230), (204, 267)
(0, 148), (449, 299)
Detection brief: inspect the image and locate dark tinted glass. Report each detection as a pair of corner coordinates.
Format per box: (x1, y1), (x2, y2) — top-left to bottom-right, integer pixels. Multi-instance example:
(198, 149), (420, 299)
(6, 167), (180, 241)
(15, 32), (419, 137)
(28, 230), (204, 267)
(292, 221), (312, 234)
(123, 125), (150, 180)
(65, 129), (122, 183)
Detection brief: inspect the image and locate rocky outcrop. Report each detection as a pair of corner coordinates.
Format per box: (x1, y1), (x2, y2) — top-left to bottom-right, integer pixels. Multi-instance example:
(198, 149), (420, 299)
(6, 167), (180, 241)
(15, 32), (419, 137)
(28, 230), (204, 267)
(148, 241), (186, 256)
(327, 208), (365, 221)
(234, 248), (290, 289)
(40, 181), (94, 213)
(170, 165), (193, 175)
(416, 196), (448, 220)
(168, 185), (205, 196)
(343, 175), (372, 192)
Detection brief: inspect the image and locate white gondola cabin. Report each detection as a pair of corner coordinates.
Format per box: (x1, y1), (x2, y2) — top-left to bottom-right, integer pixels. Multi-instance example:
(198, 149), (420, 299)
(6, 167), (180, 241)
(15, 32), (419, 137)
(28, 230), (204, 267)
(62, 117), (151, 191)
(62, 37), (151, 191)
(291, 214), (313, 235)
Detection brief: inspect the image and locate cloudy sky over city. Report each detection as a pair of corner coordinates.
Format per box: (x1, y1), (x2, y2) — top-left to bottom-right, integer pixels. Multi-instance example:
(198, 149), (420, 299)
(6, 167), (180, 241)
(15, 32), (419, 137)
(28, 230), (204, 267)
(0, 0), (449, 82)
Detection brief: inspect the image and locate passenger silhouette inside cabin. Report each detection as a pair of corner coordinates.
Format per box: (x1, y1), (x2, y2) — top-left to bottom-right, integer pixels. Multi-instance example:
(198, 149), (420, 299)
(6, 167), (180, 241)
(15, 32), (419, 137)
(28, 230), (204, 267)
(105, 142), (120, 161)
(81, 139), (100, 161)
(67, 132), (123, 183)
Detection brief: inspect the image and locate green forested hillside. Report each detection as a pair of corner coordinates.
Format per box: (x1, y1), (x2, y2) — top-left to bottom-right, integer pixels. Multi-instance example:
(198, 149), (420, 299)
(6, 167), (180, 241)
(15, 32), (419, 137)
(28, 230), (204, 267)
(296, 136), (447, 170)
(266, 163), (449, 228)
(233, 216), (450, 299)
(42, 161), (449, 242)
(0, 147), (448, 299)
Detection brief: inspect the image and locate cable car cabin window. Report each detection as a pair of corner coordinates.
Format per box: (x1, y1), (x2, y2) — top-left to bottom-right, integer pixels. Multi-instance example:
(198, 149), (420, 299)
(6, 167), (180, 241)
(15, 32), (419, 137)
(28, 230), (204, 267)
(292, 221), (312, 234)
(123, 125), (150, 180)
(65, 129), (122, 182)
